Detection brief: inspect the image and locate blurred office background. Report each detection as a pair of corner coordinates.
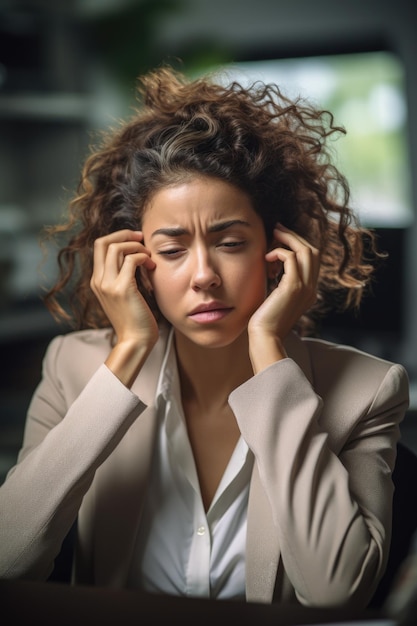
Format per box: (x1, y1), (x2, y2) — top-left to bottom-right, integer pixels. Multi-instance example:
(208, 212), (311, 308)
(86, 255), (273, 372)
(0, 0), (416, 482)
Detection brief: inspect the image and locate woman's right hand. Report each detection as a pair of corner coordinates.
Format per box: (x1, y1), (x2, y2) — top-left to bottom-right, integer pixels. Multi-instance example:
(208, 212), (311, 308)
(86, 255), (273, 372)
(90, 229), (159, 387)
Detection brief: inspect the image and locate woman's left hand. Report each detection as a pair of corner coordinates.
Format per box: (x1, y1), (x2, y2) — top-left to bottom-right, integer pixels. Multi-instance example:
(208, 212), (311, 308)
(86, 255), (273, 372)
(247, 224), (320, 371)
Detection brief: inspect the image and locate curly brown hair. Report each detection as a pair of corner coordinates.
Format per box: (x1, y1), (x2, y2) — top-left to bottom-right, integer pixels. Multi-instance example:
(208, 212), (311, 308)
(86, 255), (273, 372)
(42, 65), (380, 336)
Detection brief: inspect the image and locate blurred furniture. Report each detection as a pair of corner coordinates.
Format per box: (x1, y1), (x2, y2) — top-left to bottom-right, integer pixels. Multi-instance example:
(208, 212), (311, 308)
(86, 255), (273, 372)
(370, 440), (417, 608)
(0, 578), (381, 625)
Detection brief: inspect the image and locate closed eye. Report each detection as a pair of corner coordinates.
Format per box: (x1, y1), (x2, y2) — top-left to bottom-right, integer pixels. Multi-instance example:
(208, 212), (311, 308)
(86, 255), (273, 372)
(218, 240), (246, 249)
(157, 248), (184, 257)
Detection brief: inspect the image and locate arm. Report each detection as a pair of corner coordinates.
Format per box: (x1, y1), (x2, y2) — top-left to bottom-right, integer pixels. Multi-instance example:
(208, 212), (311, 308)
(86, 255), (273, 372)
(0, 335), (147, 581)
(0, 229), (159, 581)
(229, 356), (409, 608)
(242, 225), (409, 607)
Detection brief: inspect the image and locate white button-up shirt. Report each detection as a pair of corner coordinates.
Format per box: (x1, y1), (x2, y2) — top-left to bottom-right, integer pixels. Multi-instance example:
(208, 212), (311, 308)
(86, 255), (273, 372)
(128, 330), (254, 599)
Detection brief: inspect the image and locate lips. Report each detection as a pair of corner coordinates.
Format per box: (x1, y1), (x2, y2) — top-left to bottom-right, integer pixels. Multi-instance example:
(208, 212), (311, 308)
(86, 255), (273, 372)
(188, 301), (230, 315)
(188, 301), (233, 323)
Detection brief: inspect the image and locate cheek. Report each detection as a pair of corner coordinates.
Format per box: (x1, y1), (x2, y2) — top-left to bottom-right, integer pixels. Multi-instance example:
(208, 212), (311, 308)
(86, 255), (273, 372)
(247, 270), (269, 304)
(150, 265), (185, 310)
(232, 257), (268, 304)
(241, 252), (268, 285)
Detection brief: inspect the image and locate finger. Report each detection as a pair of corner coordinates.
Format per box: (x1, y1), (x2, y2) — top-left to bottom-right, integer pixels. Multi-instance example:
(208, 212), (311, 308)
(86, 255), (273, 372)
(92, 244), (155, 301)
(268, 227), (320, 283)
(104, 253), (156, 297)
(268, 247), (302, 283)
(93, 251), (155, 299)
(119, 252), (156, 273)
(271, 225), (318, 253)
(93, 230), (145, 272)
(97, 229), (144, 244)
(104, 241), (153, 275)
(266, 245), (317, 301)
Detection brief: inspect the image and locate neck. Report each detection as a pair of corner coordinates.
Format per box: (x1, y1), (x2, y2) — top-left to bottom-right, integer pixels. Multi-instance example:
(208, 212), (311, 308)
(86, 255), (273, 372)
(174, 331), (253, 410)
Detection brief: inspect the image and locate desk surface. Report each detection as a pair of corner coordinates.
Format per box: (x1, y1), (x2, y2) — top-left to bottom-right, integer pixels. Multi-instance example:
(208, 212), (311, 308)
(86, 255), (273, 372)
(0, 579), (389, 626)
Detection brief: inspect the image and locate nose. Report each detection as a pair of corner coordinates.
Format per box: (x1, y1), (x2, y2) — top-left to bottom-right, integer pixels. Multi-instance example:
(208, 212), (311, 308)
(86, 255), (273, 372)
(191, 247), (221, 291)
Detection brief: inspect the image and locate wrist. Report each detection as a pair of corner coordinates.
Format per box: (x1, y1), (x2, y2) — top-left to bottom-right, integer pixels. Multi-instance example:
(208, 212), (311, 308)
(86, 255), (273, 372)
(105, 336), (157, 388)
(248, 330), (287, 374)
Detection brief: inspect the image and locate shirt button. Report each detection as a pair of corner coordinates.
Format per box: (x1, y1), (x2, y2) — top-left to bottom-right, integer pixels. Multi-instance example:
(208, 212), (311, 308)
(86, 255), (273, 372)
(197, 525), (206, 536)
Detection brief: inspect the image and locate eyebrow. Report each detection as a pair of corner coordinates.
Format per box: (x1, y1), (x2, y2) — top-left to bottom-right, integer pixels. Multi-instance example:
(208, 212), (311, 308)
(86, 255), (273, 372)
(150, 219), (251, 238)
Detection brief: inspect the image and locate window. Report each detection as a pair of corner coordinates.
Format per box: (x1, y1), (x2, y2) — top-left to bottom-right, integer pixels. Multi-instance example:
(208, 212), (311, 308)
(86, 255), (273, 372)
(210, 50), (413, 228)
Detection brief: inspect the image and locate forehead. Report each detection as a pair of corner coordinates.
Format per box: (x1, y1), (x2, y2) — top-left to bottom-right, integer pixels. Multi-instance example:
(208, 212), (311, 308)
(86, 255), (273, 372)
(142, 176), (256, 227)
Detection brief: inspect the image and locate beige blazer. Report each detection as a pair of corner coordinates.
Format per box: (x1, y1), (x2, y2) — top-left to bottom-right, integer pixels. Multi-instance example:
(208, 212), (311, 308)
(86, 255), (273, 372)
(0, 326), (409, 609)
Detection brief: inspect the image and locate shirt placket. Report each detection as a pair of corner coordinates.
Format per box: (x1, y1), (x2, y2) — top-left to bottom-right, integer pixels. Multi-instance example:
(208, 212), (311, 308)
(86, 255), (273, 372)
(186, 497), (211, 596)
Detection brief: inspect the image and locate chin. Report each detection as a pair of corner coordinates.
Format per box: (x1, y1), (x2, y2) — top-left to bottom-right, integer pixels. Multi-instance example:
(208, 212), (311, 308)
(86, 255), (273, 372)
(178, 326), (247, 350)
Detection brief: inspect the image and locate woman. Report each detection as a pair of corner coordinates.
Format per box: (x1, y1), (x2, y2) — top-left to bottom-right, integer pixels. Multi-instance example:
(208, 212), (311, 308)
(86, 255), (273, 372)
(0, 66), (409, 609)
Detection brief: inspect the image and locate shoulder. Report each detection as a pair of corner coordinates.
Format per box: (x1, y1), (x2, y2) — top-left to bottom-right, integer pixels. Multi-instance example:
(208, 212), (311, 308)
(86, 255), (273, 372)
(40, 328), (115, 389)
(299, 335), (409, 408)
(302, 335), (405, 374)
(42, 326), (171, 392)
(46, 327), (114, 363)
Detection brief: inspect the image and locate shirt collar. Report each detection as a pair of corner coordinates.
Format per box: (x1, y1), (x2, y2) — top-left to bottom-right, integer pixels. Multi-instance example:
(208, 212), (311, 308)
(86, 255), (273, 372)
(155, 327), (180, 406)
(154, 329), (251, 500)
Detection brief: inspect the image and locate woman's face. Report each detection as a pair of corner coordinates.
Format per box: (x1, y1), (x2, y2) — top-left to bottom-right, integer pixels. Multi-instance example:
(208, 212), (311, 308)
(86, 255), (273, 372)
(141, 176), (268, 349)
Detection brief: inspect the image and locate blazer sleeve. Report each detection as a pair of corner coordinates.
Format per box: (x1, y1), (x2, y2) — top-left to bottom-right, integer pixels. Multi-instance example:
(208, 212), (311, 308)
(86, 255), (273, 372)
(228, 357), (409, 609)
(0, 335), (146, 581)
